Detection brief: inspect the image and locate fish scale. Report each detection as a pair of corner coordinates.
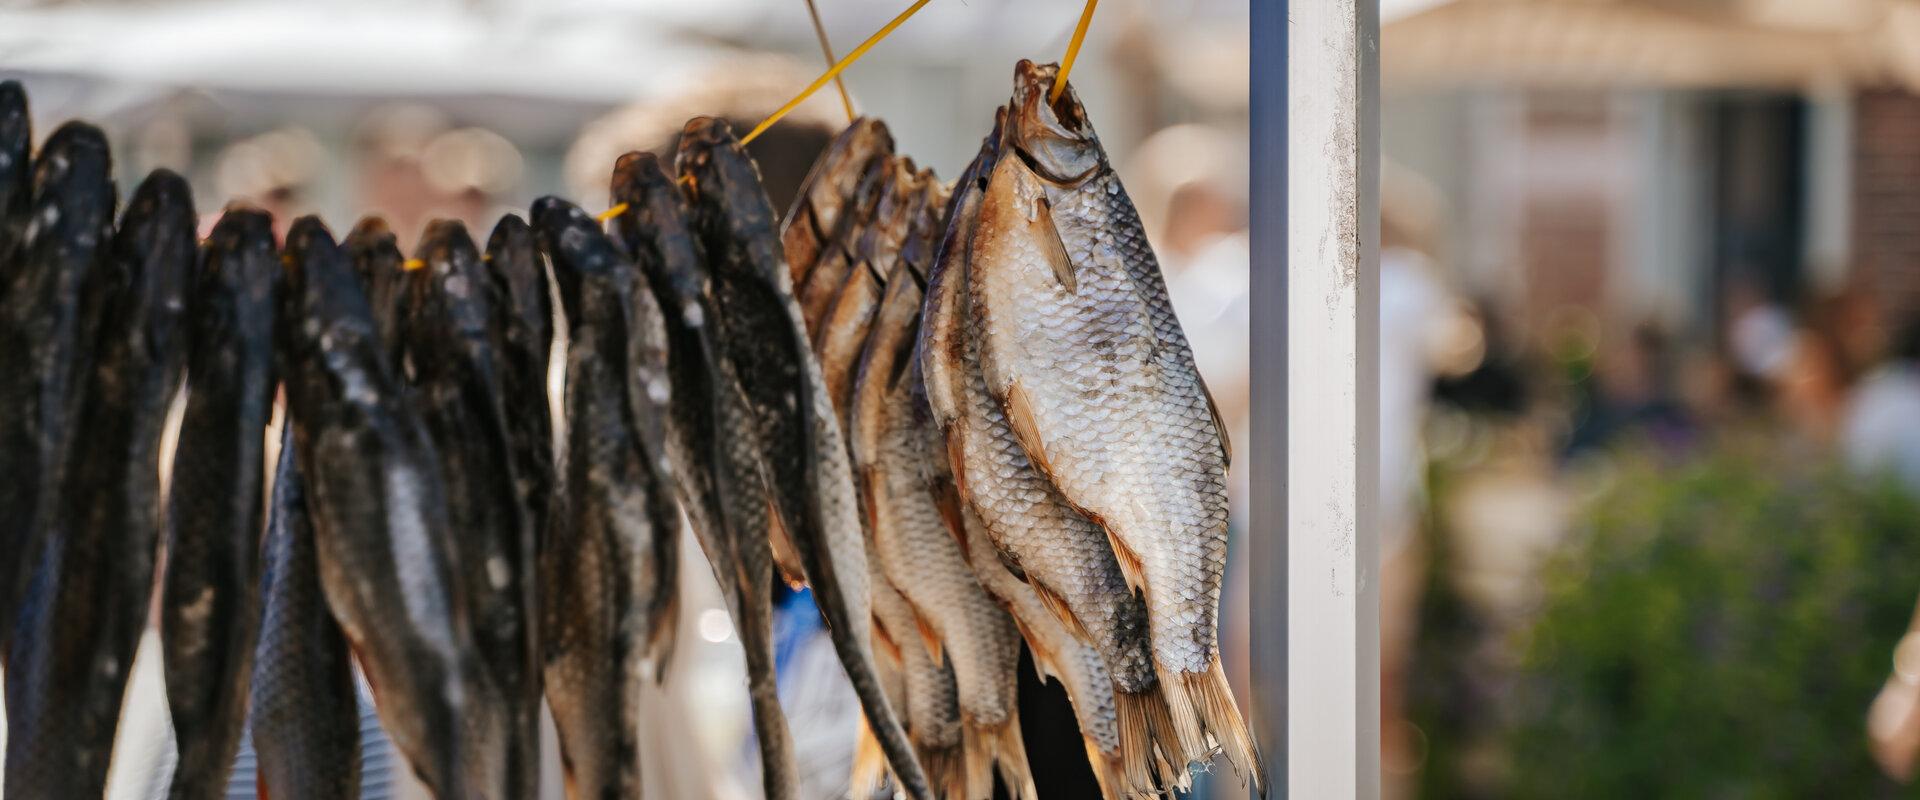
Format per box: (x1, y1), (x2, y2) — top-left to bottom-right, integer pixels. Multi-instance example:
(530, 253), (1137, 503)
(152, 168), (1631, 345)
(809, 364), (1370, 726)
(861, 573), (965, 799)
(250, 431), (363, 800)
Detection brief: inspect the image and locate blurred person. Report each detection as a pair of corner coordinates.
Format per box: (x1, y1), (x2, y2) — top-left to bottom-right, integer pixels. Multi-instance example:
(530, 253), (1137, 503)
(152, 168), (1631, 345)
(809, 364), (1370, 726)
(1376, 163), (1472, 799)
(1842, 318), (1920, 492)
(353, 104), (452, 250)
(1564, 322), (1699, 457)
(213, 127), (324, 242)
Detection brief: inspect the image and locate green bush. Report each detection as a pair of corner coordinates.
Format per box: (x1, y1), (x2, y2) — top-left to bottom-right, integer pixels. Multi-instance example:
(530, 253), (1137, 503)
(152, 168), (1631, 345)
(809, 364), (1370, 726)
(1506, 446), (1920, 799)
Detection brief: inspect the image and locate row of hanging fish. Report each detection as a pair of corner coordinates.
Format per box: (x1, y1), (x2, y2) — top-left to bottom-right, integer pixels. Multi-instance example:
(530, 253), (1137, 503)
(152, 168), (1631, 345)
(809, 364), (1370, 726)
(777, 60), (1264, 800)
(0, 58), (1260, 800)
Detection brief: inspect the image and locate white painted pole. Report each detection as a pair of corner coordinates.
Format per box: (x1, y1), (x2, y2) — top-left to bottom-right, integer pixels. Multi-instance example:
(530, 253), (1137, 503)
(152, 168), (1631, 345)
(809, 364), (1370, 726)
(1286, 0), (1380, 795)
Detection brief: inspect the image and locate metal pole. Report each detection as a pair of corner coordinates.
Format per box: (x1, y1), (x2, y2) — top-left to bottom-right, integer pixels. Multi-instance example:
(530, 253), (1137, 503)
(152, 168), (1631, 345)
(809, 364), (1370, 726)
(1285, 0), (1380, 795)
(1249, 0), (1288, 795)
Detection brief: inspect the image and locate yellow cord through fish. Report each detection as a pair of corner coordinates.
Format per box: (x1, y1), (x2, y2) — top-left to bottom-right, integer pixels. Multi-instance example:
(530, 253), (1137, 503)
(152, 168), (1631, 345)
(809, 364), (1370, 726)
(1051, 0), (1099, 103)
(804, 0), (857, 123)
(742, 0), (933, 146)
(402, 258), (426, 271)
(596, 203), (629, 223)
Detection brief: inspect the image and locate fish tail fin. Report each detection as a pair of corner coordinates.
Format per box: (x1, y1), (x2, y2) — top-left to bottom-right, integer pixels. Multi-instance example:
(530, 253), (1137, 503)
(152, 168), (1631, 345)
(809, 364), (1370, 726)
(965, 718), (1037, 800)
(1183, 657), (1267, 795)
(1081, 736), (1128, 800)
(851, 718), (890, 798)
(920, 743), (969, 800)
(1118, 687), (1182, 795)
(821, 593), (934, 800)
(1155, 662), (1212, 770)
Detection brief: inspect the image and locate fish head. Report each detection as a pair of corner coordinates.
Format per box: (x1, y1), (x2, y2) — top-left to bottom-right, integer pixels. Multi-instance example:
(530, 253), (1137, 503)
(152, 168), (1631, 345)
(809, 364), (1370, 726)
(788, 117), (894, 235)
(482, 213), (551, 353)
(1006, 60), (1101, 187)
(280, 216), (390, 388)
(202, 205), (281, 333)
(345, 217), (400, 288)
(530, 194), (636, 336)
(113, 169), (197, 359)
(675, 117), (786, 278)
(611, 150), (718, 333)
(407, 219), (493, 369)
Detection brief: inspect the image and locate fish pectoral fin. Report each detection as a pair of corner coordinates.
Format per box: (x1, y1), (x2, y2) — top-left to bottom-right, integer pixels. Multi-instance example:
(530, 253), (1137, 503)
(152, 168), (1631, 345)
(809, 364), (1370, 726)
(1000, 381), (1052, 476)
(1030, 581), (1094, 645)
(765, 494), (809, 589)
(1100, 523), (1151, 598)
(1200, 378), (1232, 468)
(1031, 194), (1078, 295)
(860, 465), (885, 534)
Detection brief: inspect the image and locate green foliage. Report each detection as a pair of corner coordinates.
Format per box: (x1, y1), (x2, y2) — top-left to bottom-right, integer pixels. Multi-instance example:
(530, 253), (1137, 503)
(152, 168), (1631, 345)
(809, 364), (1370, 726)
(1507, 447), (1920, 799)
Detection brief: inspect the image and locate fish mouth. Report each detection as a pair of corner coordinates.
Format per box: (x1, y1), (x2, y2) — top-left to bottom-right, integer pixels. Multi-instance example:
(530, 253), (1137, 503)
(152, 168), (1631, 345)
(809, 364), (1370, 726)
(1006, 60), (1100, 186)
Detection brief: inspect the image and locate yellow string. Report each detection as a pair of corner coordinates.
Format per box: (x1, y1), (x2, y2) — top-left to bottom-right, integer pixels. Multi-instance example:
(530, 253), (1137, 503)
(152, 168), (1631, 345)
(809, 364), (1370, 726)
(596, 203), (629, 222)
(402, 258), (426, 271)
(804, 0), (857, 122)
(741, 0), (933, 146)
(1051, 0), (1098, 103)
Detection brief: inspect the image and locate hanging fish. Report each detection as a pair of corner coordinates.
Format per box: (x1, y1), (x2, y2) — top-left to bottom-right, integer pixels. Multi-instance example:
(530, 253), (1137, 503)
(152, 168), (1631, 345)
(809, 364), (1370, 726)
(676, 116), (931, 800)
(250, 431), (362, 800)
(0, 121), (114, 648)
(481, 214), (555, 555)
(532, 197), (682, 800)
(402, 220), (541, 799)
(919, 127), (1178, 794)
(796, 152), (891, 338)
(161, 205), (280, 800)
(277, 216), (493, 799)
(783, 117), (894, 289)
(965, 61), (1259, 787)
(607, 151), (800, 800)
(6, 170), (193, 797)
(851, 263), (1034, 800)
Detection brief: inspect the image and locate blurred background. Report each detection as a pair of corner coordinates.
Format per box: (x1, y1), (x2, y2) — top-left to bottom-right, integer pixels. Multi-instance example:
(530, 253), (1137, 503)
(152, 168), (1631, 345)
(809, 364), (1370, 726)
(1381, 0), (1920, 797)
(0, 1), (1251, 799)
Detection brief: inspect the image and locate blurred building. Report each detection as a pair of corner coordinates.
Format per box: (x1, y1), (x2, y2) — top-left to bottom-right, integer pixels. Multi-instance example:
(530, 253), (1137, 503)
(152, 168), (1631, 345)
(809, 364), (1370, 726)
(1383, 0), (1920, 346)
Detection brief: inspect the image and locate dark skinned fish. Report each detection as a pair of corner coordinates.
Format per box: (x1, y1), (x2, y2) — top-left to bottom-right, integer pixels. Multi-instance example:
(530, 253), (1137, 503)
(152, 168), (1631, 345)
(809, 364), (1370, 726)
(531, 197), (681, 800)
(277, 216), (492, 799)
(250, 431), (362, 800)
(402, 220), (541, 799)
(919, 128), (1180, 794)
(482, 214), (554, 554)
(0, 122), (113, 646)
(676, 116), (930, 800)
(344, 217), (409, 371)
(607, 152), (799, 800)
(969, 62), (1259, 787)
(0, 80), (29, 271)
(161, 205), (280, 800)
(5, 170), (192, 797)
(782, 118), (893, 290)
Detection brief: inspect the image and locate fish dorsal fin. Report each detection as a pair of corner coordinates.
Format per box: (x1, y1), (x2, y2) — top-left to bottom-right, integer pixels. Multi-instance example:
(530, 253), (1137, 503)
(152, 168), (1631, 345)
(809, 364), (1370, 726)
(1200, 378), (1232, 468)
(1030, 581), (1094, 645)
(1000, 380), (1051, 476)
(1100, 522), (1151, 598)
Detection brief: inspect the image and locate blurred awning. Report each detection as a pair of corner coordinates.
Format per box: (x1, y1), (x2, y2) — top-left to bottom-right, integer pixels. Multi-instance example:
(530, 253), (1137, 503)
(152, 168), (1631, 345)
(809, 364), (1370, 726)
(1382, 0), (1920, 92)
